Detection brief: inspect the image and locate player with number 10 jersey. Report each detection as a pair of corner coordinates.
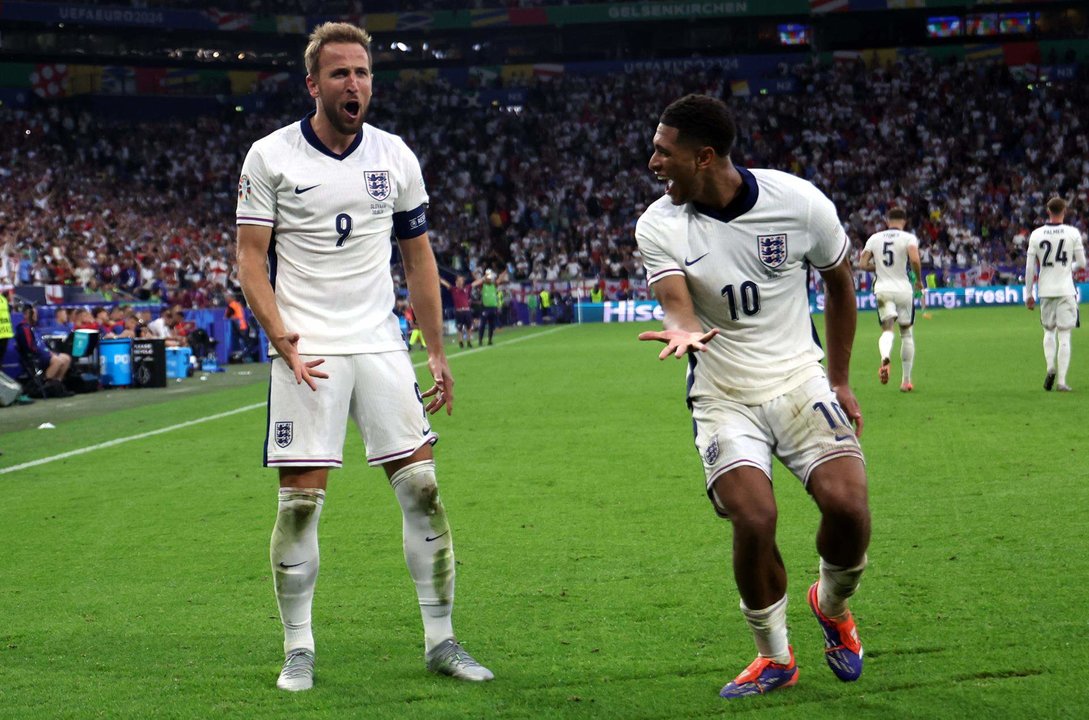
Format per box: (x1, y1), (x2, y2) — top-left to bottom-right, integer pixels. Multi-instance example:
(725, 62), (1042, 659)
(638, 166), (849, 405)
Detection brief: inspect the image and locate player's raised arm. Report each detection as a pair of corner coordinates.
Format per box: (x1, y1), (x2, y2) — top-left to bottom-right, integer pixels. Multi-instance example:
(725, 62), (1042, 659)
(400, 231), (453, 415)
(820, 257), (863, 436)
(638, 274), (719, 359)
(237, 224), (327, 390)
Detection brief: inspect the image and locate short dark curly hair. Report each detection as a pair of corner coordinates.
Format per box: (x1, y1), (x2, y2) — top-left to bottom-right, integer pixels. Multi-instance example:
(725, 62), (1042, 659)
(660, 94), (737, 157)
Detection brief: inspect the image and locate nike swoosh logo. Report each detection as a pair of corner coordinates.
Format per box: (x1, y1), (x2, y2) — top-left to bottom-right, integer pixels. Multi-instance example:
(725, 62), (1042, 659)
(294, 184), (320, 194)
(834, 434), (852, 442)
(684, 253), (709, 266)
(425, 531), (449, 542)
(278, 561), (307, 569)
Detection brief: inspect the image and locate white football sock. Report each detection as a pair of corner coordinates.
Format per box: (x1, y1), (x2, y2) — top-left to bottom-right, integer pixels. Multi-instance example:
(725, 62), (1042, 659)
(740, 594), (791, 665)
(1043, 329), (1057, 373)
(1057, 330), (1072, 385)
(900, 326), (915, 384)
(270, 487), (324, 654)
(390, 460), (455, 654)
(878, 330), (894, 363)
(818, 555), (867, 620)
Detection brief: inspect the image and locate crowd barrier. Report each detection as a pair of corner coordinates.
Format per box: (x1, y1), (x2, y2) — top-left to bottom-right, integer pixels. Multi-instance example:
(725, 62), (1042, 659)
(575, 283), (1089, 323)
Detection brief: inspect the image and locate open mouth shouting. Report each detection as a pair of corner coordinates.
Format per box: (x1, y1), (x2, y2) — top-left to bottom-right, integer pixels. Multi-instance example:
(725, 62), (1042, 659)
(343, 99), (362, 123)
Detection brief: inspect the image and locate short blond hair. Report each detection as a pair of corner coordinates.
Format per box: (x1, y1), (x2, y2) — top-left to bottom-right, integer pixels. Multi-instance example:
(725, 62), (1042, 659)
(1046, 196), (1067, 216)
(304, 22), (372, 77)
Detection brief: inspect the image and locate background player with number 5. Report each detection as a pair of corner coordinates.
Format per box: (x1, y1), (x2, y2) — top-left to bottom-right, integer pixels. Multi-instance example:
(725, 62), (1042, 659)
(635, 94), (871, 700)
(859, 207), (924, 392)
(235, 22), (493, 692)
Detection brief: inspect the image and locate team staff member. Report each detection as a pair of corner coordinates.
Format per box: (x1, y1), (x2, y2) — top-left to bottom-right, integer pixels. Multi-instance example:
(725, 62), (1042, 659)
(236, 22), (492, 692)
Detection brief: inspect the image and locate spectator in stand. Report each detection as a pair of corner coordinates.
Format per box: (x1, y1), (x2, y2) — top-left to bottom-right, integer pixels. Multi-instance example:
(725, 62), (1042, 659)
(439, 274), (474, 348)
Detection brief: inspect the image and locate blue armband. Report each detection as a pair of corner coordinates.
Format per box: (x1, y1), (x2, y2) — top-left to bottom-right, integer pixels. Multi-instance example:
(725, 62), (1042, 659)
(393, 204), (428, 240)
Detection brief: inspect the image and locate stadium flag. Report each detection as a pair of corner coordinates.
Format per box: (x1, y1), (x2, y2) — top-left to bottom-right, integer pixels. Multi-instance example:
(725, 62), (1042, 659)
(275, 15), (306, 34)
(67, 65), (103, 95)
(228, 71), (261, 95)
(360, 13), (398, 32)
(531, 64), (565, 80)
(810, 0), (849, 13)
(163, 68), (200, 93)
(965, 44), (1004, 63)
(1002, 41), (1041, 67)
(204, 9), (254, 31)
(833, 50), (863, 63)
(30, 64), (69, 99)
(395, 68), (439, 82)
(500, 64), (535, 83)
(258, 72), (293, 92)
(730, 80), (751, 97)
(510, 8), (548, 25)
(469, 65), (500, 84)
(396, 13), (433, 30)
(135, 67), (166, 94)
(469, 9), (510, 27)
(100, 66), (135, 95)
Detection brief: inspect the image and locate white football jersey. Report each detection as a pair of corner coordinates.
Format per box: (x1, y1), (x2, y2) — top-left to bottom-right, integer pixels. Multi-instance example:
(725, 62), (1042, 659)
(237, 113), (429, 355)
(1025, 223), (1085, 298)
(863, 228), (917, 295)
(637, 167), (849, 405)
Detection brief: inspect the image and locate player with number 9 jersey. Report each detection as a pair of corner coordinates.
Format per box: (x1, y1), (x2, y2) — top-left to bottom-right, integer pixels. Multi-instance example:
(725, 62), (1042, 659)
(237, 115), (428, 355)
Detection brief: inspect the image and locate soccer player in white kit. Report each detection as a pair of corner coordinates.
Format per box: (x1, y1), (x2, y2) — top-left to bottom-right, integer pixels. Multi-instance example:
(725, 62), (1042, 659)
(236, 22), (492, 691)
(859, 207), (924, 391)
(636, 95), (871, 699)
(1024, 197), (1086, 392)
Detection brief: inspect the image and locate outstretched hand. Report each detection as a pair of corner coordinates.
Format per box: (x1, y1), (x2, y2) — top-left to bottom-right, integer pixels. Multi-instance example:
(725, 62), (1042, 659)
(421, 354), (455, 415)
(637, 328), (720, 359)
(273, 332), (328, 391)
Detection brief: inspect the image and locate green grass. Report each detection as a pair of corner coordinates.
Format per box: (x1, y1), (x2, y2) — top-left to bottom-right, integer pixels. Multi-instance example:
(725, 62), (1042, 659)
(1, 307), (1087, 719)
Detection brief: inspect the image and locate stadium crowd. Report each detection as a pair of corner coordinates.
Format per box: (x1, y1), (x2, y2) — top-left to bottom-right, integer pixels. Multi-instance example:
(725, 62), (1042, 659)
(2, 54), (1087, 308)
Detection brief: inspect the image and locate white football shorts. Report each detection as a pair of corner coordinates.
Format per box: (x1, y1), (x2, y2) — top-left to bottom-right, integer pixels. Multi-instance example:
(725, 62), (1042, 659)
(875, 289), (915, 327)
(265, 351), (437, 468)
(1039, 296), (1078, 330)
(692, 375), (864, 514)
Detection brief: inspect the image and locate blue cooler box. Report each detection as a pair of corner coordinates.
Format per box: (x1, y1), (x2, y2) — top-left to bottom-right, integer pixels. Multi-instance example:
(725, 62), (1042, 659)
(166, 347), (192, 379)
(99, 338), (132, 387)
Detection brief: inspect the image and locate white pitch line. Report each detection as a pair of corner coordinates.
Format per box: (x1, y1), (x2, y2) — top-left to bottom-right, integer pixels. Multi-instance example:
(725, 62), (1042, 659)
(0, 325), (572, 475)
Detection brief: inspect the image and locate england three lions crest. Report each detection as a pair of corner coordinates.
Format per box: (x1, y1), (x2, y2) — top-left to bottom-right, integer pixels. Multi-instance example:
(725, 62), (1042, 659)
(365, 170), (391, 201)
(274, 421), (293, 448)
(757, 233), (788, 270)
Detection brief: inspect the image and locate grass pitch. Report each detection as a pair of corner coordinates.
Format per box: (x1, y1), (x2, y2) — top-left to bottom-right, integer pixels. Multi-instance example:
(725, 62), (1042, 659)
(1, 305), (1086, 719)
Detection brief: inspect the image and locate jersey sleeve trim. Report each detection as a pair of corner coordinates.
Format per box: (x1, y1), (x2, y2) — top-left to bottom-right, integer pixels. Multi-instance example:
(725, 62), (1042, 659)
(810, 234), (849, 272)
(647, 267), (684, 284)
(237, 215), (275, 226)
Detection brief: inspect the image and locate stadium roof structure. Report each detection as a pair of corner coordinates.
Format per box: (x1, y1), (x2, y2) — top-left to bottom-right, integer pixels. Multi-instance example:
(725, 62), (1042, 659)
(0, 0), (1085, 103)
